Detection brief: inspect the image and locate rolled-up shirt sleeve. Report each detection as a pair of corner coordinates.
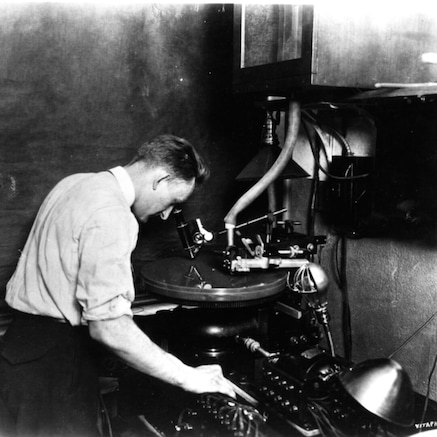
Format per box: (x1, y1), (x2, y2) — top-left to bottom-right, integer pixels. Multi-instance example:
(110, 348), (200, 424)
(76, 206), (138, 322)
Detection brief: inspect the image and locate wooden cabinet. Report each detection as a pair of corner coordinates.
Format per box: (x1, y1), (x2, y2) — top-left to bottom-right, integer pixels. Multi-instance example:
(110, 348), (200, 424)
(233, 4), (437, 94)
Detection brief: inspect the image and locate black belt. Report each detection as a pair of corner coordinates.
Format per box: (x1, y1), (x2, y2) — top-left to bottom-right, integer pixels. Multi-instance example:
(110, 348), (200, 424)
(12, 310), (69, 325)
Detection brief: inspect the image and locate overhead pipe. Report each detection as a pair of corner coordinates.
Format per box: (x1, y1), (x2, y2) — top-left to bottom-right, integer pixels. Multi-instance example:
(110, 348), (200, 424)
(224, 101), (301, 247)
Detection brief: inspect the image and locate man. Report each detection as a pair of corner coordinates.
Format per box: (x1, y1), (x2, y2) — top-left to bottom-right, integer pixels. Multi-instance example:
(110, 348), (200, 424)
(0, 134), (235, 437)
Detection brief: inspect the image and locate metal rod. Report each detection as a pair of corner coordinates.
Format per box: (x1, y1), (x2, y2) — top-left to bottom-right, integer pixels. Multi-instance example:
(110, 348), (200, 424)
(226, 379), (259, 406)
(218, 208), (287, 235)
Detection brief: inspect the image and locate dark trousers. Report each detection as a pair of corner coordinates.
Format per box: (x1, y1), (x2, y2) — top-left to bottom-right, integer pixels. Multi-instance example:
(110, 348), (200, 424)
(0, 312), (100, 437)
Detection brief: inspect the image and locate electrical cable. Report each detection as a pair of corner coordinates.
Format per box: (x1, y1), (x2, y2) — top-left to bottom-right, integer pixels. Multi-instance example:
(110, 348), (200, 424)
(302, 120), (353, 360)
(388, 309), (437, 359)
(307, 177), (318, 237)
(198, 393), (265, 437)
(323, 323), (336, 358)
(331, 234), (353, 361)
(419, 350), (437, 430)
(326, 125), (353, 156)
(386, 309), (437, 431)
(339, 235), (352, 361)
(301, 114), (370, 181)
(333, 235), (342, 282)
(303, 109), (353, 156)
(307, 401), (347, 437)
(328, 211), (353, 361)
(98, 392), (114, 437)
(174, 408), (194, 437)
(307, 130), (319, 238)
(302, 102), (376, 137)
(301, 117), (320, 239)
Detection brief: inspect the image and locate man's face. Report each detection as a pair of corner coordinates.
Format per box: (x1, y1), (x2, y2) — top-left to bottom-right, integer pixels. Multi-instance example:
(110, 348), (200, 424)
(133, 176), (195, 223)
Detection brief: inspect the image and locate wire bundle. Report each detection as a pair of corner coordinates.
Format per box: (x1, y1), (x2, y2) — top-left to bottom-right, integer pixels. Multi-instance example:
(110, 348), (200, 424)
(199, 393), (266, 437)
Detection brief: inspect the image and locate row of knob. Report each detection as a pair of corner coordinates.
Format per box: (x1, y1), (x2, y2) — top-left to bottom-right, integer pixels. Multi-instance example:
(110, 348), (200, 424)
(260, 369), (301, 414)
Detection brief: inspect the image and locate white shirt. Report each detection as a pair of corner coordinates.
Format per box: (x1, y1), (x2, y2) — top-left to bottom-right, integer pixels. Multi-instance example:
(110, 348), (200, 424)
(6, 167), (139, 326)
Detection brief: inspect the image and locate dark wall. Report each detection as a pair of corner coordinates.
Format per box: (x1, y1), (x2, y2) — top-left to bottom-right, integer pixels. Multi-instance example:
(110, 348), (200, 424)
(304, 99), (437, 400)
(0, 3), (257, 306)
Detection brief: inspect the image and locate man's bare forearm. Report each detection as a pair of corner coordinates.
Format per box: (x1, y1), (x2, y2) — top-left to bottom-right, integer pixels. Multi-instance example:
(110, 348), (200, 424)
(88, 315), (235, 397)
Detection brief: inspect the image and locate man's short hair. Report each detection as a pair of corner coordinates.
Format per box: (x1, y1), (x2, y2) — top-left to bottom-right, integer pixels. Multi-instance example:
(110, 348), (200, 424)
(131, 134), (209, 183)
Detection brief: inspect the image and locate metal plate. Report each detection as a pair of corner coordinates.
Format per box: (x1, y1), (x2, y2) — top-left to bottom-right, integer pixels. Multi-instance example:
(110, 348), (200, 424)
(140, 250), (287, 306)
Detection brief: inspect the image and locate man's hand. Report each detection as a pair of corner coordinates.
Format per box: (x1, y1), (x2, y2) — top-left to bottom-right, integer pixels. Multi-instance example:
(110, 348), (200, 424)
(181, 364), (236, 398)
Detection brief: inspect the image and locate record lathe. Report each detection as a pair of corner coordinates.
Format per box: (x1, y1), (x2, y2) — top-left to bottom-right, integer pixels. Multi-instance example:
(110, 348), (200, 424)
(110, 244), (417, 437)
(103, 102), (421, 437)
(107, 197), (418, 436)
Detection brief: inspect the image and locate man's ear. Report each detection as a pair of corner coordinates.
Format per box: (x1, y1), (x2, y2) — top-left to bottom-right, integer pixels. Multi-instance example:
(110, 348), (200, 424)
(152, 171), (170, 191)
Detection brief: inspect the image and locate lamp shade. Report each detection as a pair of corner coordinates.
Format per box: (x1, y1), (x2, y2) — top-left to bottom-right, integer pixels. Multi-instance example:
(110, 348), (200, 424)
(339, 358), (414, 427)
(236, 144), (309, 181)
